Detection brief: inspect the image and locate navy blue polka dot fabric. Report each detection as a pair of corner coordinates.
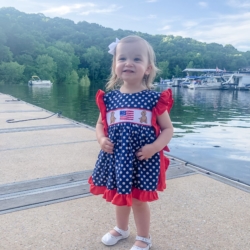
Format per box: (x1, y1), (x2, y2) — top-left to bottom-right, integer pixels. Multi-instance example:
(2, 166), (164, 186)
(92, 90), (162, 194)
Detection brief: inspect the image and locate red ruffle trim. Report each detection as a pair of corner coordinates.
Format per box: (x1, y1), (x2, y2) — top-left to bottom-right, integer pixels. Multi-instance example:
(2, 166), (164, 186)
(96, 90), (108, 136)
(151, 89), (174, 191)
(156, 151), (170, 191)
(152, 88), (174, 136)
(155, 88), (174, 115)
(88, 176), (158, 206)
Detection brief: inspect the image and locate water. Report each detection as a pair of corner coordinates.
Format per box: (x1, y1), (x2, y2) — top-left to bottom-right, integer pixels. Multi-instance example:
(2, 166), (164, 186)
(1, 84), (250, 185)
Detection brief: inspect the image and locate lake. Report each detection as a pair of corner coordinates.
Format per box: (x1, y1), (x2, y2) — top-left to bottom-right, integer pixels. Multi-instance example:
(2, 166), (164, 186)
(1, 83), (249, 185)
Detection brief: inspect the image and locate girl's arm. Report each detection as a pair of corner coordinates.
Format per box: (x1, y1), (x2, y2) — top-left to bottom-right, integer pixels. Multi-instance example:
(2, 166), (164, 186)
(96, 113), (114, 154)
(152, 110), (173, 152)
(136, 111), (173, 160)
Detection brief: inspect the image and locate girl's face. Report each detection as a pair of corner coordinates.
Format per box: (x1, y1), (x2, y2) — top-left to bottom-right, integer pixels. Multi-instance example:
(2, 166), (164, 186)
(115, 41), (152, 85)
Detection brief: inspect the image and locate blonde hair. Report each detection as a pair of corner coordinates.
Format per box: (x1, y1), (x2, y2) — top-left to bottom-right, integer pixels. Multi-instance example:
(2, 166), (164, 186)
(106, 35), (159, 90)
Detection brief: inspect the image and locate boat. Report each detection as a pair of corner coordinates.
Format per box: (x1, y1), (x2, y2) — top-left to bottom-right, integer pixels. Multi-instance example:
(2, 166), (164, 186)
(183, 68), (239, 90)
(171, 78), (186, 87)
(187, 76), (225, 90)
(188, 74), (238, 90)
(28, 76), (53, 86)
(180, 79), (191, 88)
(154, 78), (173, 87)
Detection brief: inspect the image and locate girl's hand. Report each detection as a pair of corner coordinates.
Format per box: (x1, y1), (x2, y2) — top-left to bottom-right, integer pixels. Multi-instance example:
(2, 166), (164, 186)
(136, 144), (157, 160)
(99, 136), (114, 154)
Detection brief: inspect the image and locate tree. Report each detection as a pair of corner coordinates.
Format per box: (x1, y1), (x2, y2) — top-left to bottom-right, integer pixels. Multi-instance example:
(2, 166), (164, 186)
(158, 61), (170, 79)
(79, 74), (91, 86)
(55, 41), (80, 69)
(82, 46), (104, 81)
(8, 34), (36, 56)
(243, 51), (250, 66)
(0, 44), (12, 62)
(0, 27), (7, 44)
(65, 70), (79, 84)
(78, 68), (89, 79)
(0, 61), (25, 83)
(35, 54), (57, 81)
(174, 65), (182, 77)
(15, 54), (37, 82)
(186, 61), (194, 69)
(47, 46), (73, 83)
(1, 7), (249, 85)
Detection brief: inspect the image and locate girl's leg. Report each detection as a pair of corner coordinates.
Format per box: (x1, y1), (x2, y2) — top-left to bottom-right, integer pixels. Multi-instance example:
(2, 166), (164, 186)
(132, 198), (150, 248)
(110, 205), (131, 236)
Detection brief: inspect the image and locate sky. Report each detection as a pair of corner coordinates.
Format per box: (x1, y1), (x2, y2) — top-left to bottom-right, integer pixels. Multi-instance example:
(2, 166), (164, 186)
(1, 0), (250, 52)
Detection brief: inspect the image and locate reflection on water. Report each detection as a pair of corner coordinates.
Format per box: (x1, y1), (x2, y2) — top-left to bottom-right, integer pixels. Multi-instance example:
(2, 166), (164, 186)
(1, 84), (99, 127)
(1, 84), (250, 185)
(167, 87), (250, 185)
(169, 87), (250, 134)
(28, 85), (53, 102)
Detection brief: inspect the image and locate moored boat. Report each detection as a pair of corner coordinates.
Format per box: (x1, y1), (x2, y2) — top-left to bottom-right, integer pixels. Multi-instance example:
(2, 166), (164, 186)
(28, 76), (53, 86)
(182, 68), (244, 90)
(187, 76), (224, 90)
(154, 78), (173, 86)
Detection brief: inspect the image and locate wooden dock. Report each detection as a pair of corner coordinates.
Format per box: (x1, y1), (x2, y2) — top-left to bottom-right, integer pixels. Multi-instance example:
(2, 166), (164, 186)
(0, 92), (250, 250)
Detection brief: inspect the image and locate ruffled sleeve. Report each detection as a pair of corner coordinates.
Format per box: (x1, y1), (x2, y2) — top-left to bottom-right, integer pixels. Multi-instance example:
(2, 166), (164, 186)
(151, 89), (174, 191)
(96, 90), (108, 136)
(155, 88), (174, 115)
(152, 88), (174, 139)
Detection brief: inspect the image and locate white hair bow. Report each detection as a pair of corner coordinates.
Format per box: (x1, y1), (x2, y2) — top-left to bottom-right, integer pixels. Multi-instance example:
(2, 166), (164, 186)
(108, 38), (120, 55)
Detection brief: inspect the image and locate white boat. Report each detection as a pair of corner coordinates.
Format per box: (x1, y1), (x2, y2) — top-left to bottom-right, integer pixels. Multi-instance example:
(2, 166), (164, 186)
(182, 68), (240, 90)
(28, 76), (53, 86)
(154, 78), (173, 87)
(187, 76), (224, 90)
(180, 79), (192, 88)
(188, 74), (238, 90)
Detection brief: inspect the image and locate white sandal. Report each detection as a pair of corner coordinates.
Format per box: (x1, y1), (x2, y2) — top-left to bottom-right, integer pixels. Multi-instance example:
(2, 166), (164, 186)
(130, 235), (152, 250)
(101, 226), (130, 246)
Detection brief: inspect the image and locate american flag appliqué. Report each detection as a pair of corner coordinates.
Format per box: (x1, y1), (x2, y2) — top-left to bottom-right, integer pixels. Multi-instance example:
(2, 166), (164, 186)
(120, 110), (134, 120)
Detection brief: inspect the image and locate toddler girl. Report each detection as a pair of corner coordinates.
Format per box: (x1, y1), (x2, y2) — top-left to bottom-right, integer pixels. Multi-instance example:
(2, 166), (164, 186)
(88, 35), (174, 250)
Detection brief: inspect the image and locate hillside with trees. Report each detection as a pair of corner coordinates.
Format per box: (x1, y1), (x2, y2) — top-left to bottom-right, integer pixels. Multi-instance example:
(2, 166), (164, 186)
(0, 7), (250, 85)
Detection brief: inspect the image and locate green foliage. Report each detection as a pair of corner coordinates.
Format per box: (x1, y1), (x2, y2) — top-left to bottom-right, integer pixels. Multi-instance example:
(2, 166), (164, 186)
(158, 61), (170, 79)
(0, 44), (13, 62)
(79, 75), (91, 87)
(35, 54), (57, 81)
(174, 65), (182, 77)
(186, 61), (194, 69)
(82, 46), (104, 81)
(15, 54), (35, 82)
(78, 68), (89, 78)
(0, 7), (250, 85)
(65, 70), (79, 84)
(0, 61), (25, 83)
(0, 27), (7, 44)
(47, 46), (73, 83)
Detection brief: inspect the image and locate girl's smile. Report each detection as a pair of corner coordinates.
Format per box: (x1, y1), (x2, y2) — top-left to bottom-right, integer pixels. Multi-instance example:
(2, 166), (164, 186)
(115, 41), (151, 86)
(123, 69), (134, 73)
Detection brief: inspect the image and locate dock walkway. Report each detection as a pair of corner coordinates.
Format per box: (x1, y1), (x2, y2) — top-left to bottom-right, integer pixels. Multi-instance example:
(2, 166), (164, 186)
(0, 92), (249, 250)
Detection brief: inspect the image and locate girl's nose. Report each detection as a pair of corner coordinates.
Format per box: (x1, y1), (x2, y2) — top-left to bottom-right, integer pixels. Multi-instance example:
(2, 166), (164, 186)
(125, 59), (133, 66)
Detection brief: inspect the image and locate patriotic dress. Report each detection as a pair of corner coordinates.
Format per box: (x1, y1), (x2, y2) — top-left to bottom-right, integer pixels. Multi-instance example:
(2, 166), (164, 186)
(88, 89), (173, 206)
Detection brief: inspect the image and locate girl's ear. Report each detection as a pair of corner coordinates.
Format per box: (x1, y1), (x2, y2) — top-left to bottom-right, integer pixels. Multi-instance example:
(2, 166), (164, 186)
(145, 65), (152, 75)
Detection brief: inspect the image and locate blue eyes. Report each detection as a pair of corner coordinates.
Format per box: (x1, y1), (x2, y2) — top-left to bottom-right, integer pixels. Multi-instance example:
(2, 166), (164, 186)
(118, 58), (141, 62)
